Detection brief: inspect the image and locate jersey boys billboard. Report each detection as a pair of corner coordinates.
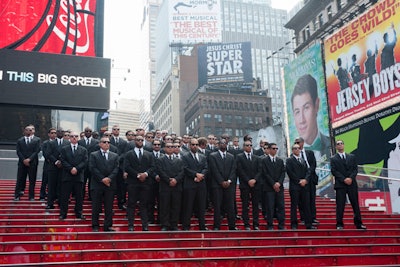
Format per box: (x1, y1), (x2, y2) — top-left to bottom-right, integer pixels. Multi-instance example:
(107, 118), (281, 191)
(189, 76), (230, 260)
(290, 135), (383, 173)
(169, 0), (222, 44)
(324, 0), (400, 129)
(198, 42), (252, 87)
(0, 0), (103, 56)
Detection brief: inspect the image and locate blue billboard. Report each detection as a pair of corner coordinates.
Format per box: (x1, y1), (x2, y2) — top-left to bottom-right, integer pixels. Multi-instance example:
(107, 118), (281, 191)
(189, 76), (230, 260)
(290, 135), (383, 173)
(198, 42), (252, 87)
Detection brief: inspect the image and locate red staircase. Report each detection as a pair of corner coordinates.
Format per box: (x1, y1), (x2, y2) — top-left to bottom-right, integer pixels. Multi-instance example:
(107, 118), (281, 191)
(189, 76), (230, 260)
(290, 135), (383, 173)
(1, 179), (400, 266)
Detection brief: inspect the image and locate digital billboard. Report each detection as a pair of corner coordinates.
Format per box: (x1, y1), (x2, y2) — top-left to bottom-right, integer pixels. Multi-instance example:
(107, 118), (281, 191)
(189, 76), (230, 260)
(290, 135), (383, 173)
(324, 0), (400, 129)
(0, 0), (103, 56)
(0, 49), (110, 110)
(198, 42), (252, 87)
(169, 0), (222, 44)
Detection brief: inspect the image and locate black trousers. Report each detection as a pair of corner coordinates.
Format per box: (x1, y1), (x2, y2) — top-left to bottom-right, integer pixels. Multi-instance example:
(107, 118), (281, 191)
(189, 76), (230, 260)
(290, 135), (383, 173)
(335, 185), (362, 227)
(212, 186), (235, 229)
(40, 164), (49, 199)
(127, 183), (150, 227)
(290, 188), (312, 228)
(240, 186), (260, 227)
(47, 169), (62, 206)
(59, 180), (83, 217)
(15, 163), (38, 199)
(91, 186), (115, 229)
(159, 189), (182, 229)
(182, 186), (207, 229)
(265, 190), (285, 227)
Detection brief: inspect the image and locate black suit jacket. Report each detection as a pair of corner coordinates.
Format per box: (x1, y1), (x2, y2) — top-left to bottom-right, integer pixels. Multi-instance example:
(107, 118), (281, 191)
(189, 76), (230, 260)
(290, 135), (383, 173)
(124, 149), (155, 186)
(16, 136), (41, 166)
(181, 152), (208, 189)
(110, 137), (128, 155)
(303, 149), (318, 185)
(260, 156), (285, 192)
(78, 138), (99, 155)
(208, 151), (236, 188)
(89, 150), (119, 190)
(228, 147), (243, 159)
(46, 139), (70, 171)
(236, 153), (261, 190)
(156, 155), (184, 192)
(286, 155), (310, 191)
(330, 153), (358, 189)
(60, 145), (88, 182)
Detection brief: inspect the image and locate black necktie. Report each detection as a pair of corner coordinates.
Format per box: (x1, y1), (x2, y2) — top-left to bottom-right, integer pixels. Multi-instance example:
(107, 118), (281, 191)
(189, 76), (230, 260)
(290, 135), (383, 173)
(155, 152), (159, 158)
(193, 154), (199, 163)
(247, 153), (251, 160)
(26, 137), (29, 144)
(115, 137), (119, 146)
(73, 145), (76, 154)
(301, 151), (305, 160)
(103, 151), (107, 160)
(138, 149), (142, 159)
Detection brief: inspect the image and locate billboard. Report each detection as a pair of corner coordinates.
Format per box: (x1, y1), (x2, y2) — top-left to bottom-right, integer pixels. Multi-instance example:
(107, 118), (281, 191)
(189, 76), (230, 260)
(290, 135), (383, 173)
(0, 49), (110, 110)
(169, 0), (222, 44)
(324, 0), (400, 129)
(283, 43), (333, 196)
(0, 0), (103, 56)
(284, 43), (331, 162)
(198, 42), (252, 87)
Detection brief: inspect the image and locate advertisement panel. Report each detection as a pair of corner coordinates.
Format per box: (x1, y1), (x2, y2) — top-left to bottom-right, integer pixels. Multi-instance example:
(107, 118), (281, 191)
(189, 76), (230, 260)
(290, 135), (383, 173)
(198, 42), (252, 87)
(169, 0), (222, 44)
(0, 49), (110, 110)
(324, 0), (400, 129)
(0, 0), (102, 56)
(283, 43), (332, 196)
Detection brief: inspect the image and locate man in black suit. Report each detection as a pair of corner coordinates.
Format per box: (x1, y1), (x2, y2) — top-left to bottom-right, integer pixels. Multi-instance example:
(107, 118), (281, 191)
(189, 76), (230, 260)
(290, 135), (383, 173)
(286, 143), (315, 230)
(295, 137), (319, 225)
(40, 128), (57, 201)
(124, 135), (155, 231)
(156, 142), (184, 231)
(110, 125), (128, 210)
(78, 127), (99, 200)
(181, 138), (208, 230)
(45, 128), (70, 209)
(89, 136), (119, 232)
(236, 140), (261, 230)
(331, 140), (366, 230)
(143, 131), (154, 152)
(206, 134), (217, 152)
(148, 139), (162, 224)
(260, 143), (286, 230)
(59, 132), (88, 220)
(14, 125), (41, 201)
(209, 138), (237, 230)
(254, 139), (268, 156)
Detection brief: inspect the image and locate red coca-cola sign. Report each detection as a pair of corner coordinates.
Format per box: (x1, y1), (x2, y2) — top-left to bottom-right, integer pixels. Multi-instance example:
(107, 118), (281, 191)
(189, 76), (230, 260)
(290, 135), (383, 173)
(0, 0), (100, 56)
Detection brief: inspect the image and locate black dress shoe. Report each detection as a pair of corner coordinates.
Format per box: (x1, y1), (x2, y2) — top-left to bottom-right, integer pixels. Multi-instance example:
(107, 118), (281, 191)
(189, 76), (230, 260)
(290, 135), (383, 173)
(278, 225), (285, 230)
(29, 198), (35, 201)
(161, 227), (168, 231)
(104, 227), (116, 232)
(199, 227), (209, 231)
(119, 205), (127, 211)
(254, 226), (260, 230)
(213, 227), (220, 231)
(45, 205), (55, 210)
(170, 227), (178, 231)
(312, 219), (320, 225)
(229, 227), (238, 230)
(13, 197), (20, 201)
(336, 226), (344, 230)
(182, 227), (190, 231)
(142, 226), (149, 231)
(76, 215), (86, 220)
(59, 215), (66, 220)
(244, 226), (251, 230)
(128, 226), (134, 231)
(291, 225), (298, 230)
(267, 226), (274, 230)
(306, 226), (317, 229)
(92, 226), (99, 232)
(356, 224), (367, 230)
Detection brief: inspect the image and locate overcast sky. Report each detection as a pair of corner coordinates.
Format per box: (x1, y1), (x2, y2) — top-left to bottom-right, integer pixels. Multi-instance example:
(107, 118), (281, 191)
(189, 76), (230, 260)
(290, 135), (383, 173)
(103, 0), (301, 102)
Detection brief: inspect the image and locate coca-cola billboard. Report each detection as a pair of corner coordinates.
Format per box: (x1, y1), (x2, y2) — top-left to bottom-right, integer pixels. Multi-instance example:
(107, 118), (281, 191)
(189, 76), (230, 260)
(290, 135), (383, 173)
(0, 0), (103, 56)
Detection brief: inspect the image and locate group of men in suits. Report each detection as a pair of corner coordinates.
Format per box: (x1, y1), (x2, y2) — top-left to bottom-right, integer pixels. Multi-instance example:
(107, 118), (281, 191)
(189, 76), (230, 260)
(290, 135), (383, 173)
(14, 124), (366, 232)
